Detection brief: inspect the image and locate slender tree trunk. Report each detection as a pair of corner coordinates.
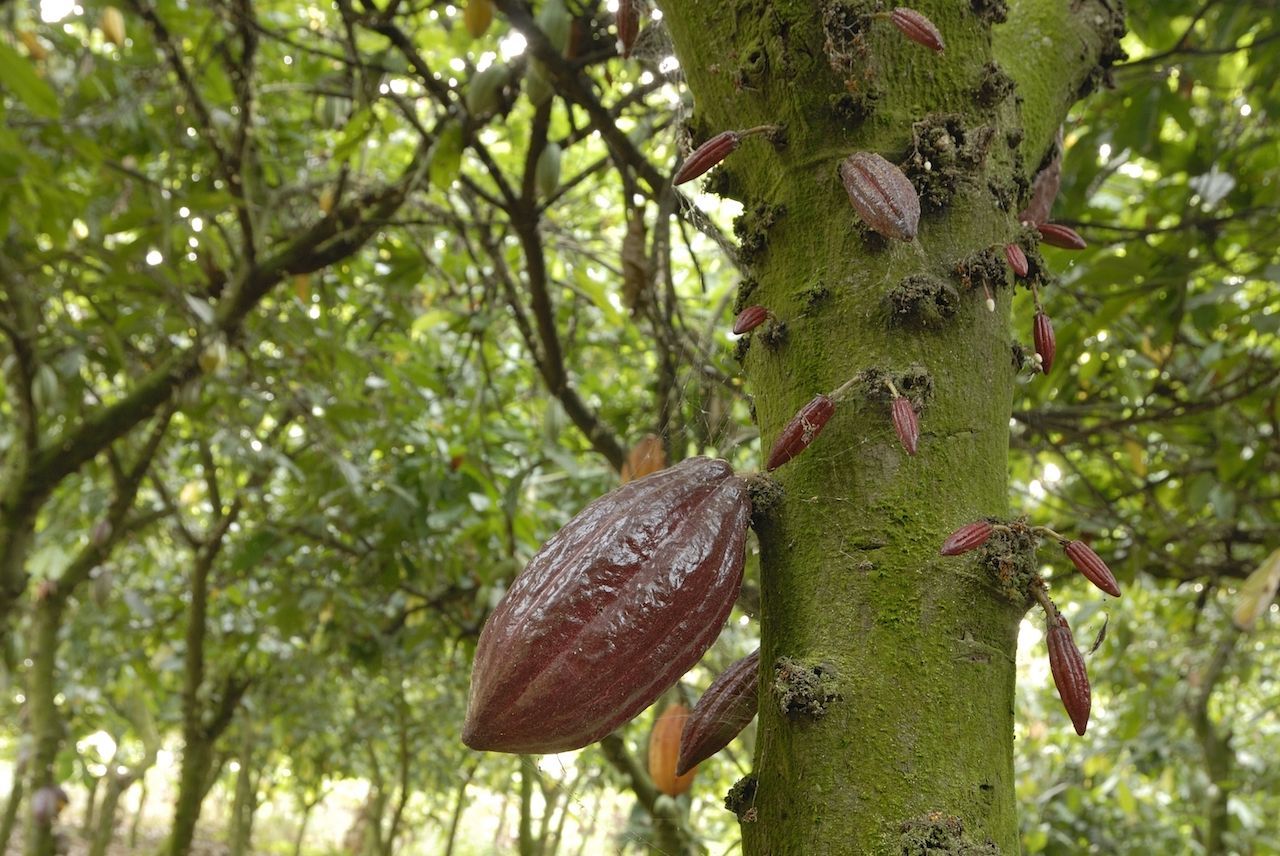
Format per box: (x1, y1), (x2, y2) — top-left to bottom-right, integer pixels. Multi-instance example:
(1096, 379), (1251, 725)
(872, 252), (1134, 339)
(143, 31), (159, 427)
(82, 767), (102, 836)
(0, 767), (25, 852)
(89, 773), (131, 856)
(25, 598), (64, 856)
(1191, 627), (1243, 855)
(519, 756), (537, 856)
(129, 777), (148, 847)
(291, 798), (317, 856)
(653, 1), (1125, 852)
(443, 762), (479, 856)
(168, 736), (214, 856)
(228, 737), (257, 856)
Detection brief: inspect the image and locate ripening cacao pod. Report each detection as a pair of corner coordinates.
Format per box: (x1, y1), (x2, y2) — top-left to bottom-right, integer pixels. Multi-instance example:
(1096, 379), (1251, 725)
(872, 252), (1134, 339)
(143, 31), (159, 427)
(677, 649), (759, 775)
(19, 30), (49, 61)
(839, 152), (920, 241)
(766, 394), (835, 471)
(1033, 311), (1056, 374)
(673, 131), (741, 186)
(100, 6), (126, 47)
(536, 141), (562, 200)
(1005, 243), (1028, 278)
(620, 434), (666, 483)
(464, 0), (494, 39)
(618, 0), (640, 58)
(889, 8), (945, 52)
(463, 457), (750, 753)
(1046, 613), (1091, 735)
(466, 63), (509, 116)
(940, 521), (993, 556)
(732, 305), (769, 335)
(1062, 540), (1121, 597)
(649, 703), (697, 796)
(891, 397), (919, 456)
(1037, 223), (1087, 250)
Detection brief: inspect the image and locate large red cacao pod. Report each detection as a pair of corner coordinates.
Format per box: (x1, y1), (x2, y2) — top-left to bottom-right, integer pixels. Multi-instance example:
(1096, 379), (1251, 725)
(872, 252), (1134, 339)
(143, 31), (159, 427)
(677, 649), (759, 775)
(649, 703), (698, 796)
(462, 457), (751, 754)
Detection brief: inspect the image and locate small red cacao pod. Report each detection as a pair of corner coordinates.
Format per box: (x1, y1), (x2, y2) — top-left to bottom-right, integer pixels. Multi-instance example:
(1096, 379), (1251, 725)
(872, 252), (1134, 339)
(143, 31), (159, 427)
(677, 650), (759, 775)
(463, 457), (750, 753)
(617, 0), (639, 58)
(1037, 223), (1087, 250)
(1033, 311), (1056, 375)
(940, 521), (993, 556)
(649, 703), (698, 796)
(766, 394), (835, 471)
(889, 7), (945, 52)
(673, 131), (741, 186)
(1063, 540), (1121, 597)
(733, 305), (769, 335)
(891, 397), (919, 456)
(839, 152), (920, 241)
(1004, 243), (1028, 278)
(1046, 614), (1091, 735)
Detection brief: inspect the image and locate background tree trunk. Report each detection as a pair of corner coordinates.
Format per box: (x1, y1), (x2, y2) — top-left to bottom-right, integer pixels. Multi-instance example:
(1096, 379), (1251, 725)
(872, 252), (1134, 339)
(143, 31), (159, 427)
(655, 0), (1125, 851)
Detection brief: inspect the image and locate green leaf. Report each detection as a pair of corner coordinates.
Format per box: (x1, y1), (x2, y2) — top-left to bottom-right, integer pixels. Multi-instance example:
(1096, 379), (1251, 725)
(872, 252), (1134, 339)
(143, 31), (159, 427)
(0, 41), (59, 118)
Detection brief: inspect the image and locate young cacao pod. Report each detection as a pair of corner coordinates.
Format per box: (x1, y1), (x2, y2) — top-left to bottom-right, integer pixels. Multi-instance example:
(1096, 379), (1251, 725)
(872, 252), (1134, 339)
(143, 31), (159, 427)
(649, 703), (698, 796)
(677, 649), (759, 775)
(1046, 613), (1091, 735)
(464, 0), (494, 39)
(940, 521), (994, 556)
(1036, 223), (1087, 250)
(839, 152), (920, 241)
(766, 394), (836, 471)
(891, 396), (919, 456)
(1062, 540), (1121, 597)
(732, 305), (769, 335)
(673, 131), (741, 186)
(1033, 311), (1056, 374)
(536, 141), (563, 200)
(463, 457), (750, 753)
(889, 8), (945, 52)
(618, 0), (640, 58)
(1004, 243), (1028, 278)
(100, 6), (126, 47)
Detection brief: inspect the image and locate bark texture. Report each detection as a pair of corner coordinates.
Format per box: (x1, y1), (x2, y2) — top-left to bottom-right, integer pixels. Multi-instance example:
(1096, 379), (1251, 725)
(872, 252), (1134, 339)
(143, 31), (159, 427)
(657, 0), (1124, 852)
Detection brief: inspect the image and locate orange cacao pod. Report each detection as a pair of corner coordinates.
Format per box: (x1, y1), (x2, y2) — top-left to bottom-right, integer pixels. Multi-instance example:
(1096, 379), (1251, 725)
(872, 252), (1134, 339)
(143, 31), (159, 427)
(649, 703), (697, 795)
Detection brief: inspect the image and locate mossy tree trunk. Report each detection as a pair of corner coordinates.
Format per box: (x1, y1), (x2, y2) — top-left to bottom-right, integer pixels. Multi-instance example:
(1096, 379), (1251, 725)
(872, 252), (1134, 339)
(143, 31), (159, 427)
(656, 1), (1125, 852)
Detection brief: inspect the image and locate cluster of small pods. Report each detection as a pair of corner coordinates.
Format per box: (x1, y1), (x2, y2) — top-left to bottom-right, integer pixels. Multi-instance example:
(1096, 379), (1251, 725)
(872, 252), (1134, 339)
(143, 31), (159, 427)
(940, 520), (1120, 733)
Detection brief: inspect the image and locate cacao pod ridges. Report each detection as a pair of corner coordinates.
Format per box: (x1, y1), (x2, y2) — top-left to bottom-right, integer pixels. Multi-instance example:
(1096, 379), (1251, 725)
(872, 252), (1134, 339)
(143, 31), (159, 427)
(463, 458), (750, 754)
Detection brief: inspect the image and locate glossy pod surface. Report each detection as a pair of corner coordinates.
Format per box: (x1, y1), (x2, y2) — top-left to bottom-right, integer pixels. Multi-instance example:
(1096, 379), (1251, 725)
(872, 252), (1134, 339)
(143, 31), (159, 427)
(940, 521), (993, 556)
(677, 649), (760, 775)
(1046, 614), (1091, 735)
(463, 457), (750, 753)
(766, 394), (836, 471)
(1064, 539), (1121, 597)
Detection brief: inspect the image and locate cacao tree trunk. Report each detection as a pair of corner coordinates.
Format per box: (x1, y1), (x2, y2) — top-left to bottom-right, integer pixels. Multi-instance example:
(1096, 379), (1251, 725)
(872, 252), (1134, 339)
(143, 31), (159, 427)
(654, 1), (1125, 852)
(25, 598), (64, 856)
(89, 772), (131, 856)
